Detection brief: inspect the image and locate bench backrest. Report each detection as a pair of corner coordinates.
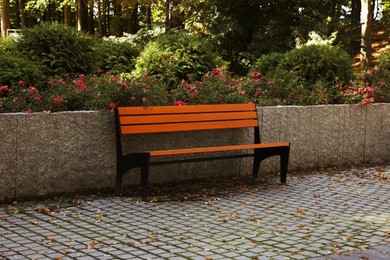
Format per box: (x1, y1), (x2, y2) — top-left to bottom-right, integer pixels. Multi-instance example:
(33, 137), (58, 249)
(115, 103), (259, 135)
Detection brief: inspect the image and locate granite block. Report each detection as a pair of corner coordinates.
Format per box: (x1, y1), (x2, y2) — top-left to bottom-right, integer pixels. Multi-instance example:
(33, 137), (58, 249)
(47, 111), (116, 194)
(336, 105), (366, 165)
(309, 105), (342, 168)
(15, 113), (52, 198)
(365, 104), (390, 163)
(0, 114), (18, 200)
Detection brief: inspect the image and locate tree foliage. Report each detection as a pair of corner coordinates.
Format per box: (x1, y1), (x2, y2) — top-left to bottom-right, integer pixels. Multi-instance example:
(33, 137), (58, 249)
(0, 0), (388, 73)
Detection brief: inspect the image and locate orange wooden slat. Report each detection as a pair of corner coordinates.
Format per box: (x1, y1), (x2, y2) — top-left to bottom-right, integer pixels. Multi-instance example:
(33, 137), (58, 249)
(117, 103), (256, 115)
(150, 142), (290, 157)
(119, 111), (258, 125)
(120, 119), (258, 134)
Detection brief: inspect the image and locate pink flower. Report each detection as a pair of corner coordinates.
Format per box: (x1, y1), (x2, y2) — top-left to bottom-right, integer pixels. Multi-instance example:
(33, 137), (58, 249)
(105, 72), (111, 76)
(142, 97), (148, 103)
(54, 97), (62, 103)
(211, 68), (221, 78)
(18, 80), (26, 86)
(26, 109), (32, 114)
(173, 101), (187, 106)
(34, 96), (41, 101)
(251, 71), (262, 78)
(56, 79), (66, 85)
(0, 85), (11, 93)
(131, 96), (136, 101)
(97, 68), (103, 73)
(363, 97), (374, 105)
(28, 86), (38, 94)
(108, 102), (118, 110)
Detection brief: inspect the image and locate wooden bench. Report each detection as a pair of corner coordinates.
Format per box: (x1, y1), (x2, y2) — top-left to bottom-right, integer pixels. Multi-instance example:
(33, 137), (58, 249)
(115, 103), (290, 200)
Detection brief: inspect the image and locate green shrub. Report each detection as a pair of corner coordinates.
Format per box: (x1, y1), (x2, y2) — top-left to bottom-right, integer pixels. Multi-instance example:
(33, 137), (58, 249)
(378, 46), (390, 70)
(134, 30), (227, 87)
(251, 52), (284, 75)
(278, 44), (354, 86)
(93, 37), (139, 74)
(15, 23), (95, 77)
(250, 44), (354, 104)
(0, 49), (46, 88)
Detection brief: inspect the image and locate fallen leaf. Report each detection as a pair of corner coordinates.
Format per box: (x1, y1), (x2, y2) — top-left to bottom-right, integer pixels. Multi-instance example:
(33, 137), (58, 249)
(333, 249), (341, 255)
(250, 215), (260, 223)
(37, 208), (51, 215)
(87, 240), (98, 249)
(46, 237), (56, 243)
(296, 209), (306, 215)
(380, 251), (388, 254)
(97, 214), (104, 220)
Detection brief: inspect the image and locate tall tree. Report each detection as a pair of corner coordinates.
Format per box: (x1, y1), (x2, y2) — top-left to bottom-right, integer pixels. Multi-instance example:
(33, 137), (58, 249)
(1, 0), (11, 37)
(64, 3), (72, 26)
(77, 0), (88, 31)
(361, 0), (373, 68)
(88, 0), (94, 34)
(18, 0), (28, 27)
(129, 3), (139, 34)
(351, 0), (361, 28)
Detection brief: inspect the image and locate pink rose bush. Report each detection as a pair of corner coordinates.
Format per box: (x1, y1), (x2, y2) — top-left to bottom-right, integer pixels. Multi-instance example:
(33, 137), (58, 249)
(0, 65), (388, 113)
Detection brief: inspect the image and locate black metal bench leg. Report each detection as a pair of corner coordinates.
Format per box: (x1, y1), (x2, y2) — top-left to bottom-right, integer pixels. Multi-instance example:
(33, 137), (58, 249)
(140, 165), (150, 201)
(280, 148), (290, 184)
(115, 171), (123, 195)
(252, 155), (261, 179)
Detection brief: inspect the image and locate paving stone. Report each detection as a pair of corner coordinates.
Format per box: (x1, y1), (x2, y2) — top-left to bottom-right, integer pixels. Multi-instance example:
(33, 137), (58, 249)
(1, 165), (390, 259)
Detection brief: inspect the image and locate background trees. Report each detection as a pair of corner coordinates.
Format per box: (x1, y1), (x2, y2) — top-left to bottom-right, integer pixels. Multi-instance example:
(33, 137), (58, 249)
(0, 0), (389, 71)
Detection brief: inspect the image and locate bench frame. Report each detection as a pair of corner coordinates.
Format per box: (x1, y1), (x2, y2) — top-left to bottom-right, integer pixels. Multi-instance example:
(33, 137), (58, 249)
(115, 104), (290, 200)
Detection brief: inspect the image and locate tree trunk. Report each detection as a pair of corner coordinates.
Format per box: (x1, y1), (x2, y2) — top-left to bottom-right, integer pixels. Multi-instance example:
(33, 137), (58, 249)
(97, 0), (105, 36)
(64, 4), (72, 26)
(165, 0), (171, 31)
(129, 3), (139, 34)
(15, 0), (21, 27)
(88, 0), (95, 34)
(1, 0), (11, 37)
(145, 3), (152, 28)
(18, 0), (27, 27)
(360, 0), (373, 68)
(351, 0), (361, 28)
(77, 0), (88, 31)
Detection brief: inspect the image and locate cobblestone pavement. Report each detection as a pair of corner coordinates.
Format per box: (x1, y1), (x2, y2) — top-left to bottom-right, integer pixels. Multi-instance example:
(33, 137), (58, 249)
(1, 165), (390, 260)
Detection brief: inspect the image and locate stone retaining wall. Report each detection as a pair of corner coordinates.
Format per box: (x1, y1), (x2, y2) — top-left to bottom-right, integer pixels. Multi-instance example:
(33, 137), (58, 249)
(1, 104), (389, 201)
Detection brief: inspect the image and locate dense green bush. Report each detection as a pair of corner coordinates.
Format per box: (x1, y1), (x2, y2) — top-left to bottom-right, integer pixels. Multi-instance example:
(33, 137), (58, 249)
(93, 37), (140, 74)
(14, 23), (95, 78)
(278, 44), (354, 85)
(250, 44), (354, 104)
(0, 49), (46, 88)
(134, 31), (227, 87)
